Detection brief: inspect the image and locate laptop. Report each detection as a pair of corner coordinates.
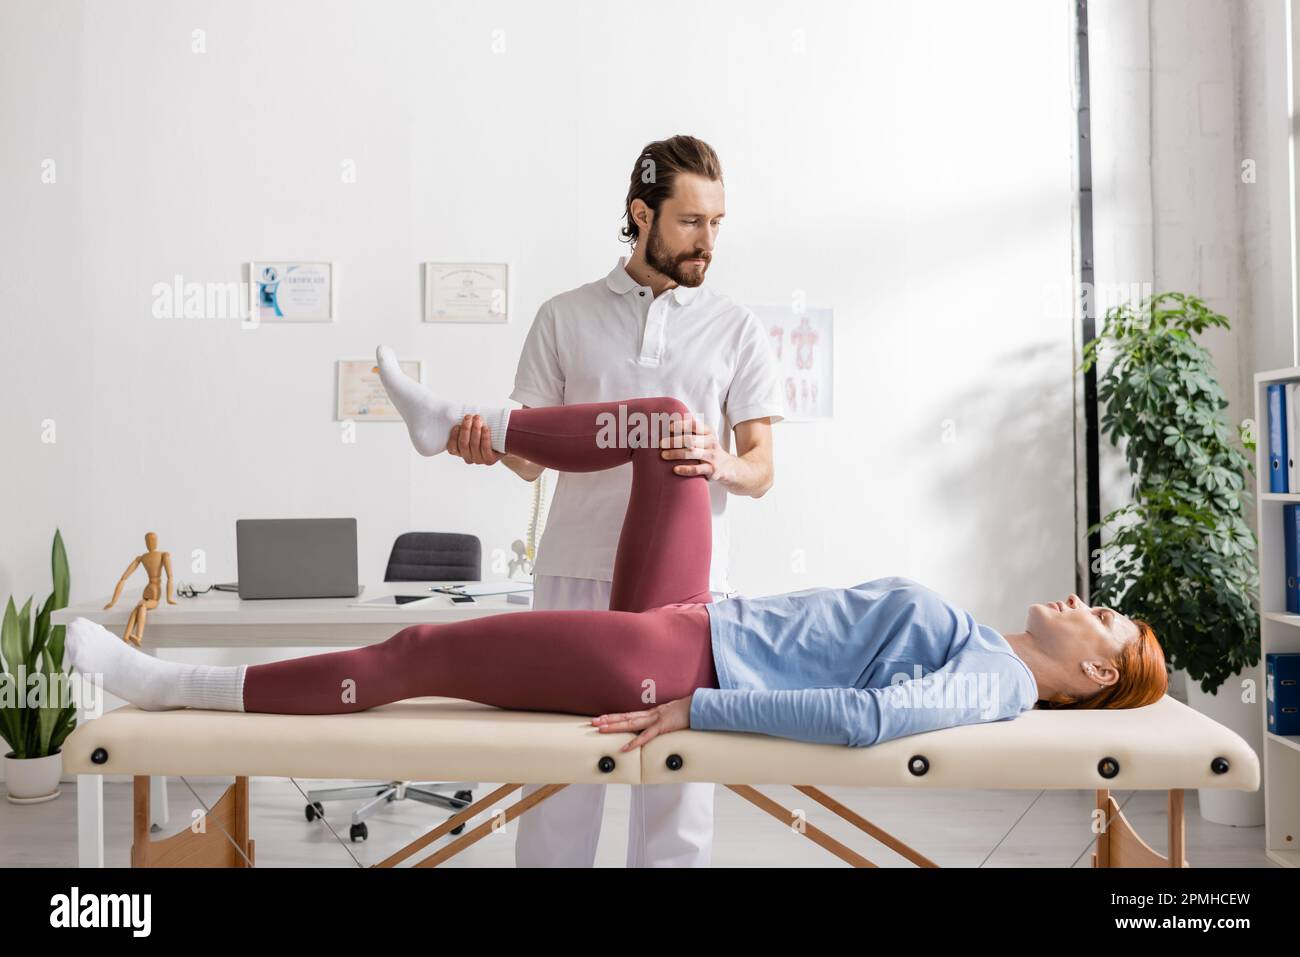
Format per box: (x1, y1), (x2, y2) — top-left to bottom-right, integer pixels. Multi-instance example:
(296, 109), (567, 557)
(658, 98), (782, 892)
(235, 518), (361, 599)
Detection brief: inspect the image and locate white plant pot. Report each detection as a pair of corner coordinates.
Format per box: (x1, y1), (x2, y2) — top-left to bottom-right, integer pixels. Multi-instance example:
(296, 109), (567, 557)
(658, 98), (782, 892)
(1181, 663), (1265, 826)
(3, 750), (63, 804)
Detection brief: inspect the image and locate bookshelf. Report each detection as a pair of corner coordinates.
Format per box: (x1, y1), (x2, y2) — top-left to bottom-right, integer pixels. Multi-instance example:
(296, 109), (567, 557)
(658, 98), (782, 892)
(1254, 367), (1300, 868)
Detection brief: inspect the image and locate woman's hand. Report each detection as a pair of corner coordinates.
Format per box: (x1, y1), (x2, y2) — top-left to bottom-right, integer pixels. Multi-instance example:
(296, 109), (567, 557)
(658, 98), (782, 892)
(591, 695), (693, 751)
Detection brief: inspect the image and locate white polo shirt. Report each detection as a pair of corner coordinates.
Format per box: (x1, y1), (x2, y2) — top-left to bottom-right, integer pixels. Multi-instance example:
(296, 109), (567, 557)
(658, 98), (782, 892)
(510, 256), (785, 594)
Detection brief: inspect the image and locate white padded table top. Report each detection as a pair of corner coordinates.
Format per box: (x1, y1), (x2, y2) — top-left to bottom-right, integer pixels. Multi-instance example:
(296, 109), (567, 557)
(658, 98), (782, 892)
(642, 695), (1260, 790)
(62, 694), (1259, 791)
(63, 697), (641, 785)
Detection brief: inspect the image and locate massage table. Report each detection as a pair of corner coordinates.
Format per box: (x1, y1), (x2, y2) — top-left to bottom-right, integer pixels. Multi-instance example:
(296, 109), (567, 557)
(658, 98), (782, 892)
(63, 693), (1259, 868)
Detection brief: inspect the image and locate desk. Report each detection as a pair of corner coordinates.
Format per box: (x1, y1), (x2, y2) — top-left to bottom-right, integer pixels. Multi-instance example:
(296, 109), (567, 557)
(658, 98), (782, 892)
(50, 581), (529, 867)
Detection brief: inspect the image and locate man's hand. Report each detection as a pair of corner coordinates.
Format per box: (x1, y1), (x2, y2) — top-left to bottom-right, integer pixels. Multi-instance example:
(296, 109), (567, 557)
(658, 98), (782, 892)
(663, 414), (776, 498)
(591, 695), (693, 751)
(659, 413), (740, 486)
(447, 413), (502, 465)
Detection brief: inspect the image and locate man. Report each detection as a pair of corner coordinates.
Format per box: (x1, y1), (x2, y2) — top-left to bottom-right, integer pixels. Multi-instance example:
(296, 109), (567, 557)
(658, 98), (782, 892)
(448, 135), (784, 867)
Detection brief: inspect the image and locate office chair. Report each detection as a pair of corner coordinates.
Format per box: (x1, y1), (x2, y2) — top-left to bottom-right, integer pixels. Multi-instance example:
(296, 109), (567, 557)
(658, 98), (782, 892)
(304, 532), (483, 843)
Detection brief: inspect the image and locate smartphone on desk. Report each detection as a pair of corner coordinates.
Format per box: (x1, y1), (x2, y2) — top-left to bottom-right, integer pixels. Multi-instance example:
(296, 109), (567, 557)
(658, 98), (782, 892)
(449, 594), (476, 604)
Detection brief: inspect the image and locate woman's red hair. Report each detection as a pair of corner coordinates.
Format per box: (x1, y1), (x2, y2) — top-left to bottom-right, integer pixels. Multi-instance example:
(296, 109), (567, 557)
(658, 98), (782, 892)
(1039, 618), (1168, 710)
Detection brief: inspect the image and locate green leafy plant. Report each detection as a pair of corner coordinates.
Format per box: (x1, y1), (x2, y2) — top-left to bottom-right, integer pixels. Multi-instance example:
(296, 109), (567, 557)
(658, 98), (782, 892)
(1081, 292), (1259, 694)
(0, 529), (78, 759)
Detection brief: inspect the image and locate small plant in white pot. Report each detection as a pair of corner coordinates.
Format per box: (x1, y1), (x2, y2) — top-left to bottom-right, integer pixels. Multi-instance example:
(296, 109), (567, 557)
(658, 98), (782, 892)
(1, 529), (78, 803)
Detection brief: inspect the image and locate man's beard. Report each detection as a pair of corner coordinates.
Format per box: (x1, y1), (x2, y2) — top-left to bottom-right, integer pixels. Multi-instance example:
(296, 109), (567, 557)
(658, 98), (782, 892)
(644, 219), (710, 287)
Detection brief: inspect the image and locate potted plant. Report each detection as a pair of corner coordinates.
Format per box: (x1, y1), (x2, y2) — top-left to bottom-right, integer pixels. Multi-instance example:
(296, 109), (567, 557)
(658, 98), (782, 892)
(1082, 292), (1262, 826)
(1, 529), (78, 803)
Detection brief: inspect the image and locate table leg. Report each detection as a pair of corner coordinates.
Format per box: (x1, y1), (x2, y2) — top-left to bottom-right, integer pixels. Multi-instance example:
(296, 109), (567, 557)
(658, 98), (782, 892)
(150, 775), (169, 830)
(77, 774), (103, 867)
(143, 645), (171, 831)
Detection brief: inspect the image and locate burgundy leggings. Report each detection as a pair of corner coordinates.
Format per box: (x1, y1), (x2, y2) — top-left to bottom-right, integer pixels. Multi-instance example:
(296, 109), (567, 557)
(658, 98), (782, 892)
(242, 397), (720, 716)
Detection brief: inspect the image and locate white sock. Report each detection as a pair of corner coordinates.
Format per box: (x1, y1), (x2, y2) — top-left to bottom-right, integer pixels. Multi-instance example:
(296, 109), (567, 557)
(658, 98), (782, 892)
(375, 345), (511, 456)
(65, 617), (246, 713)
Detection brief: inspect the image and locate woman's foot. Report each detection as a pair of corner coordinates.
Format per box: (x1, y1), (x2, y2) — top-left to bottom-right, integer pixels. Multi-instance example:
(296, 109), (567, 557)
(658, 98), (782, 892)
(65, 617), (245, 712)
(374, 345), (509, 456)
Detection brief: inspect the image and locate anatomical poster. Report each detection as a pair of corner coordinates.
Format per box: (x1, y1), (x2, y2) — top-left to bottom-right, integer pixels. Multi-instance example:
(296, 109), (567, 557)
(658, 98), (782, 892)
(752, 304), (833, 421)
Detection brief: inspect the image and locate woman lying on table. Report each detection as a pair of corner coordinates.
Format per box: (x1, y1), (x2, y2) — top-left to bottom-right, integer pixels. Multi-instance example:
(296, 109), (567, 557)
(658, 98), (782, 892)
(66, 347), (1169, 752)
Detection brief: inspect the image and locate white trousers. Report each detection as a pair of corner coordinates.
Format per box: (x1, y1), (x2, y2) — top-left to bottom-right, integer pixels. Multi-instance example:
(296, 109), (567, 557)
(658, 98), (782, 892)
(513, 574), (719, 868)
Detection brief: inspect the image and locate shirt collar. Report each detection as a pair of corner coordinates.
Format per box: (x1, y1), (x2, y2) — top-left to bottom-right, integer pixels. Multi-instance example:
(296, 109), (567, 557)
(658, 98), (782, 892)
(604, 257), (638, 295)
(605, 256), (703, 306)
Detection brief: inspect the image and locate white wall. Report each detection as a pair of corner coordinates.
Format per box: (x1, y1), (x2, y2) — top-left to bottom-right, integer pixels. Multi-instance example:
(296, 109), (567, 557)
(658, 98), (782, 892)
(1085, 0), (1296, 699)
(1089, 0), (1295, 539)
(1088, 0), (1157, 525)
(1091, 0), (1296, 469)
(1, 1), (1079, 696)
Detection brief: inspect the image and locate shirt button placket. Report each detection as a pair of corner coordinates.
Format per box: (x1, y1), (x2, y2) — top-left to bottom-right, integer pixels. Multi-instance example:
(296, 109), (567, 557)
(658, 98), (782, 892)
(638, 289), (664, 365)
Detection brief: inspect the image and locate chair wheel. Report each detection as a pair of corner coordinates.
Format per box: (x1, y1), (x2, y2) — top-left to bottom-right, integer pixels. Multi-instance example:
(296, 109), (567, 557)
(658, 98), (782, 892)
(305, 801), (324, 822)
(350, 822), (368, 843)
(449, 789), (473, 834)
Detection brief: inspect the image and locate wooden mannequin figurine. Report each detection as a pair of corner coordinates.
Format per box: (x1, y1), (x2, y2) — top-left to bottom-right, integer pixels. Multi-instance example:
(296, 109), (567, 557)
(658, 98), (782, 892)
(103, 531), (176, 646)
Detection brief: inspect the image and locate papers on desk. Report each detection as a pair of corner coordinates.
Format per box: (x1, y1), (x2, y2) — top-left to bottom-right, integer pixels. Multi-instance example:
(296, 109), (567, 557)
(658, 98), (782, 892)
(430, 582), (534, 598)
(347, 581), (533, 609)
(350, 594), (441, 608)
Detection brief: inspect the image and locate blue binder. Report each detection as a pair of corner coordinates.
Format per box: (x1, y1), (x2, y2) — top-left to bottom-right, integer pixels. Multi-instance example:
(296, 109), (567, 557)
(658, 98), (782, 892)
(1287, 504), (1300, 615)
(1266, 653), (1300, 735)
(1269, 383), (1288, 493)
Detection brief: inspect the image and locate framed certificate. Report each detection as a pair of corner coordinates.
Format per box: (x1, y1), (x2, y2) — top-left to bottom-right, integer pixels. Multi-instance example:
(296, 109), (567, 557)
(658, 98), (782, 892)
(247, 261), (336, 323)
(423, 262), (508, 323)
(336, 357), (420, 421)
